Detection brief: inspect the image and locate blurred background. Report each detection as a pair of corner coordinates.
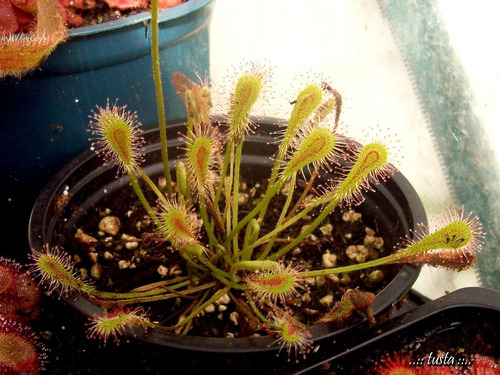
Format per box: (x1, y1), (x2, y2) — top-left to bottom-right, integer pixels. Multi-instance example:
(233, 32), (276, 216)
(208, 0), (500, 299)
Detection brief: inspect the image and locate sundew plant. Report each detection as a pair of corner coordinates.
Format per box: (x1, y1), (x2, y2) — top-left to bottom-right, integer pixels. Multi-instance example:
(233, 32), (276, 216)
(30, 0), (485, 361)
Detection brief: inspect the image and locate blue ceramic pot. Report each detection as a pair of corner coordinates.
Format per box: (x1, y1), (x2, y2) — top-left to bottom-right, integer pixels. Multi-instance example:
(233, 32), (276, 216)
(1, 0), (215, 255)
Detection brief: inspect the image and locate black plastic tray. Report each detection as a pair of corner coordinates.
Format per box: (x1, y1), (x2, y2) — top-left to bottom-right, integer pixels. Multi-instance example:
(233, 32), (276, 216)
(294, 287), (500, 374)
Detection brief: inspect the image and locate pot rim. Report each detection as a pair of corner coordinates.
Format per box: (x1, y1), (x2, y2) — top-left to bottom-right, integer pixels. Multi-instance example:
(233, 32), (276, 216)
(28, 118), (425, 353)
(68, 0), (215, 38)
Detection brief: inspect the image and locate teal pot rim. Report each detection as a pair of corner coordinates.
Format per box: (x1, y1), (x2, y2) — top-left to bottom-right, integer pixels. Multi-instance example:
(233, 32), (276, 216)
(37, 0), (215, 75)
(68, 0), (216, 37)
(29, 117), (425, 353)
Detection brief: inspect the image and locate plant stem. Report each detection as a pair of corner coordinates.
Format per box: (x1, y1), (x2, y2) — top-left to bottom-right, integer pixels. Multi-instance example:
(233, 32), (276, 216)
(159, 286), (232, 332)
(151, 0), (173, 197)
(128, 170), (161, 227)
(258, 173), (297, 259)
(250, 203), (315, 259)
(223, 182), (282, 248)
(268, 197), (340, 260)
(89, 279), (197, 304)
(256, 146), (287, 223)
(241, 219), (260, 261)
(102, 281), (216, 307)
(214, 140), (233, 211)
(300, 250), (407, 278)
(181, 288), (210, 334)
(232, 139), (244, 257)
(285, 165), (319, 222)
(198, 194), (220, 249)
(245, 293), (277, 330)
(229, 260), (279, 283)
(139, 170), (168, 206)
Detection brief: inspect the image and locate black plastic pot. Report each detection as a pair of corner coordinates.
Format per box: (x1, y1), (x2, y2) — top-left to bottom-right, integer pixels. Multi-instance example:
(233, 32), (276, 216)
(2, 0), (215, 258)
(29, 118), (426, 354)
(295, 287), (500, 374)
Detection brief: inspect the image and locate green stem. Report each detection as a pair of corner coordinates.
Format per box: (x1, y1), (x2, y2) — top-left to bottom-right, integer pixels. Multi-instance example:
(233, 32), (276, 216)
(268, 197), (340, 260)
(128, 170), (161, 227)
(198, 194), (220, 249)
(91, 279), (203, 305)
(214, 140), (233, 211)
(285, 164), (319, 222)
(229, 260), (279, 283)
(232, 139), (244, 257)
(151, 0), (173, 197)
(300, 250), (406, 278)
(223, 182), (282, 248)
(168, 286), (232, 332)
(250, 203), (315, 259)
(139, 170), (168, 206)
(101, 280), (190, 300)
(245, 293), (277, 330)
(241, 219), (260, 261)
(259, 173), (296, 259)
(181, 288), (210, 334)
(256, 147), (287, 223)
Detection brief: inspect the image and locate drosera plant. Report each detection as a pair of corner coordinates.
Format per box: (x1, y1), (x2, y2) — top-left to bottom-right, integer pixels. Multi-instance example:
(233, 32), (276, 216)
(0, 257), (47, 374)
(29, 68), (486, 359)
(0, 0), (67, 78)
(28, 0), (485, 362)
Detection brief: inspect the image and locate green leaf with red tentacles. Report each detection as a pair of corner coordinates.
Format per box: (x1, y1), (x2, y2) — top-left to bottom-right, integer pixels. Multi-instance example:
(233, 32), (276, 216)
(280, 127), (336, 180)
(316, 289), (376, 325)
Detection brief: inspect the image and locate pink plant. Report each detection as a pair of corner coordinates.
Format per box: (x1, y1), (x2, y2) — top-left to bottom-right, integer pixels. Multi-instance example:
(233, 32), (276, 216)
(1, 0), (184, 32)
(0, 258), (46, 374)
(371, 351), (500, 375)
(0, 0), (36, 34)
(0, 0), (66, 78)
(0, 314), (47, 374)
(0, 257), (40, 313)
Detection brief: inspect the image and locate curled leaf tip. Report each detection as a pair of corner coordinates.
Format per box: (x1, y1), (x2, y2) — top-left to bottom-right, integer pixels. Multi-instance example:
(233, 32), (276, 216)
(316, 289), (376, 325)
